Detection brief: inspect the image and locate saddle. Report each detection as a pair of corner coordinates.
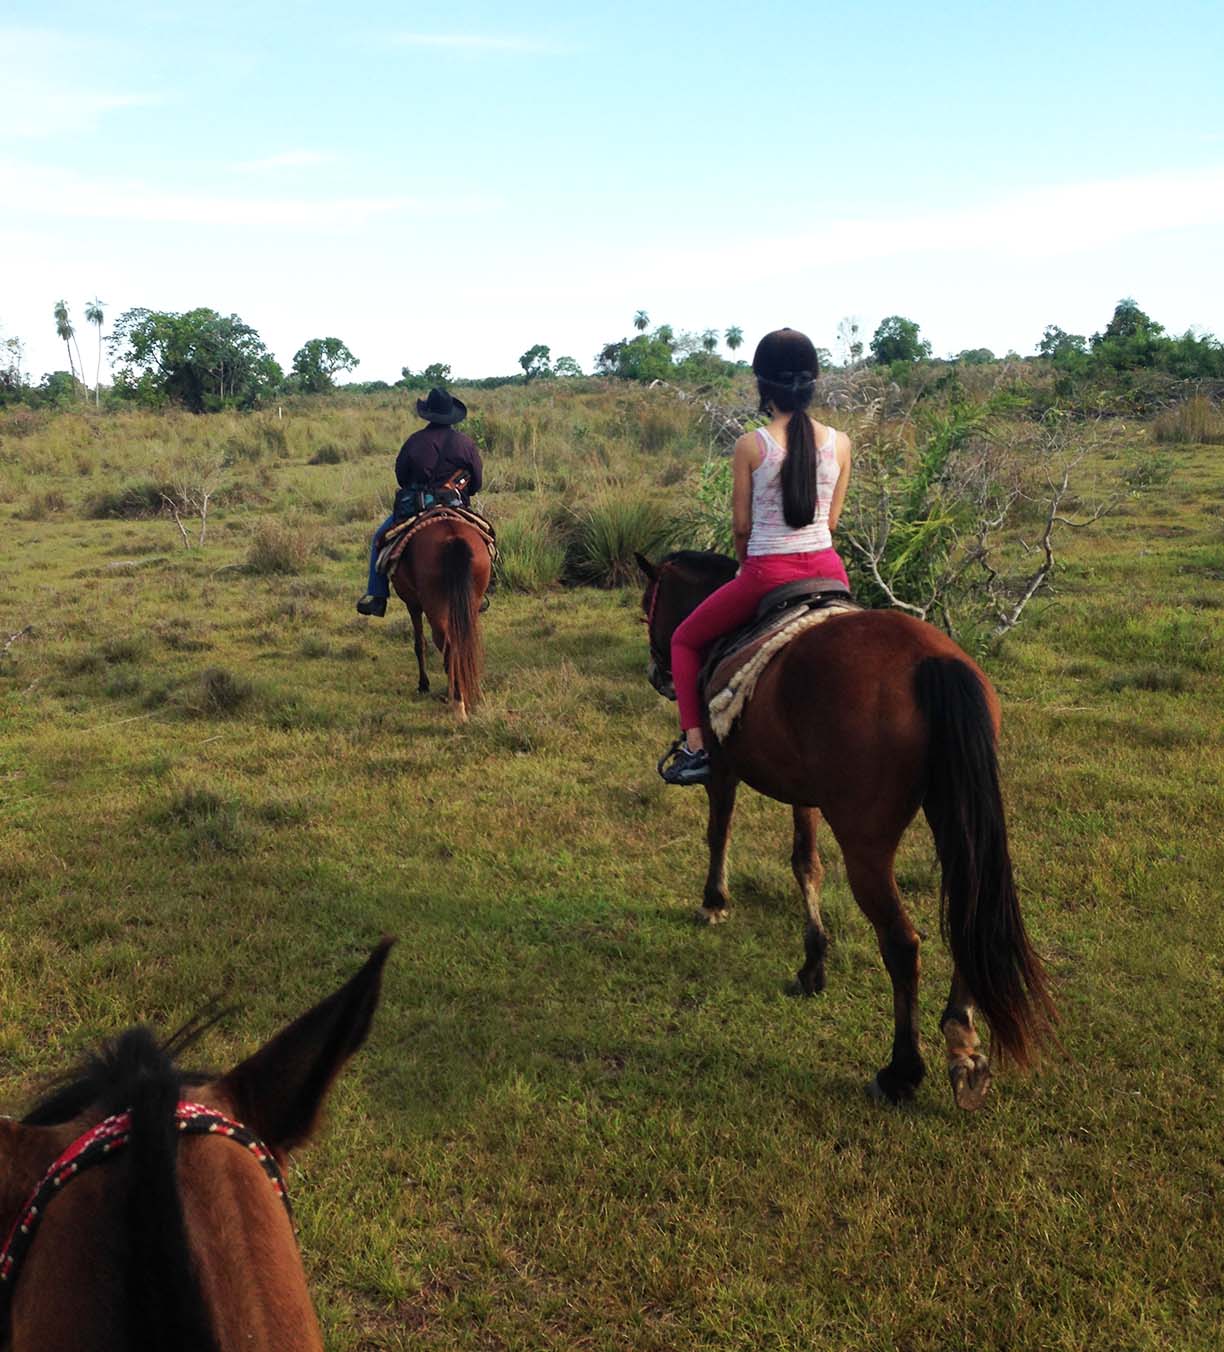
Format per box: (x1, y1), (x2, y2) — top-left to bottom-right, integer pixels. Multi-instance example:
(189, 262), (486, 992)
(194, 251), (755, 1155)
(376, 504), (497, 577)
(701, 579), (861, 741)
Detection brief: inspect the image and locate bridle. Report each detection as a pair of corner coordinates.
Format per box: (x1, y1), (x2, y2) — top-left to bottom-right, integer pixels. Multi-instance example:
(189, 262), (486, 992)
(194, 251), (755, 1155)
(643, 565), (676, 697)
(0, 1101), (291, 1326)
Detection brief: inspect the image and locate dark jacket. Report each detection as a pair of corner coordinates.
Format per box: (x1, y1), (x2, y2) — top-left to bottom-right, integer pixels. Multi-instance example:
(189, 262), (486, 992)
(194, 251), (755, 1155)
(395, 424), (483, 503)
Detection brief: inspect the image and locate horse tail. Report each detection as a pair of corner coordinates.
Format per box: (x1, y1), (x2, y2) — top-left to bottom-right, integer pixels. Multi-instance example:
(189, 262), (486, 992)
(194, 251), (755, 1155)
(441, 535), (482, 709)
(915, 656), (1056, 1067)
(121, 1029), (219, 1350)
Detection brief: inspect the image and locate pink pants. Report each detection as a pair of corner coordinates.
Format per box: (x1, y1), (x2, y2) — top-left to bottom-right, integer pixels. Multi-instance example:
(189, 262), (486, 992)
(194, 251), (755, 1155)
(672, 548), (849, 730)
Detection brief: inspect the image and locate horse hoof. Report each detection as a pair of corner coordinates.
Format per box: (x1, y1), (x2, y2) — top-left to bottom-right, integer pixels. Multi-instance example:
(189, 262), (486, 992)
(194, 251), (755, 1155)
(417, 682), (430, 695)
(949, 1057), (992, 1112)
(694, 906), (729, 926)
(794, 967), (825, 997)
(866, 1068), (920, 1106)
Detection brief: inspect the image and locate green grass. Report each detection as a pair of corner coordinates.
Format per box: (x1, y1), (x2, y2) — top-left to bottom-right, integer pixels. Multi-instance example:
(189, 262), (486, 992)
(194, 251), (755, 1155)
(1, 393), (1222, 1350)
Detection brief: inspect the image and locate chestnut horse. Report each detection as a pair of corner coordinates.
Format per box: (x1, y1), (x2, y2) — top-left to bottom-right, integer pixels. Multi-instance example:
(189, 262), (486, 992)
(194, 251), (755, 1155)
(392, 517), (490, 720)
(0, 941), (391, 1351)
(638, 550), (1055, 1110)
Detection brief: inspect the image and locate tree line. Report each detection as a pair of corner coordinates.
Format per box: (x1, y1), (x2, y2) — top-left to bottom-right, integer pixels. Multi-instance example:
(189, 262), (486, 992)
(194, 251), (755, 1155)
(3, 297), (1221, 414)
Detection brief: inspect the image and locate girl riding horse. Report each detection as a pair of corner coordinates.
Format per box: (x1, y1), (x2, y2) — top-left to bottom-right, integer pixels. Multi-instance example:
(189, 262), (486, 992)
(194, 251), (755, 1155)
(659, 328), (851, 785)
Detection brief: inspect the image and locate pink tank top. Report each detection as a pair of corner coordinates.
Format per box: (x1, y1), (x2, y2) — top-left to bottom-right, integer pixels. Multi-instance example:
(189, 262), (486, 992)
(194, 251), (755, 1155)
(747, 424), (840, 557)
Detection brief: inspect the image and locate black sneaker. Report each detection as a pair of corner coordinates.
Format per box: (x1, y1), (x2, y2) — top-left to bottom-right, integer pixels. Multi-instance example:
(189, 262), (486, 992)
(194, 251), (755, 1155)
(658, 739), (711, 786)
(356, 595), (387, 617)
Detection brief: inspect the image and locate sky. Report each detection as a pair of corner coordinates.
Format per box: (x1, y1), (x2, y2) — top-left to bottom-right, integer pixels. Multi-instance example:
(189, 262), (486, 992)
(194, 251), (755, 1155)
(3, 0), (1223, 385)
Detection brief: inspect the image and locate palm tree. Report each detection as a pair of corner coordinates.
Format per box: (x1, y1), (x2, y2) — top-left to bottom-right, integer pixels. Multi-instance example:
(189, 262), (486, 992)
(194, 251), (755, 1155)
(701, 328), (719, 353)
(54, 300), (78, 387)
(724, 325), (743, 352)
(84, 298), (105, 407)
(633, 310), (649, 333)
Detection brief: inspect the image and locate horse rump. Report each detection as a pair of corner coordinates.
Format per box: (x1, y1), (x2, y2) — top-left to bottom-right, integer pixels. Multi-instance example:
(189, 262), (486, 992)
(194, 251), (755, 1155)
(915, 655), (1056, 1067)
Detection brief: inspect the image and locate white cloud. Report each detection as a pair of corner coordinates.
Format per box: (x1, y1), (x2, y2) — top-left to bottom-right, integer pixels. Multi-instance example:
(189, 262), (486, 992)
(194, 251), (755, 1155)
(1, 160), (496, 229)
(0, 26), (160, 139)
(391, 32), (568, 53)
(233, 150), (335, 173)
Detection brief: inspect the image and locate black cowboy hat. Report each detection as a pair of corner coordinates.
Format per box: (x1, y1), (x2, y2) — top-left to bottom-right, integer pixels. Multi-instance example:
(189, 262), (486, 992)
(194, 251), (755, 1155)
(416, 386), (467, 425)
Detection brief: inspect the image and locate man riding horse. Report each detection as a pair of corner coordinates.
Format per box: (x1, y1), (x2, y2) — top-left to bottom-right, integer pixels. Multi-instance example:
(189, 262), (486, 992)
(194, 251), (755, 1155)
(356, 386), (484, 617)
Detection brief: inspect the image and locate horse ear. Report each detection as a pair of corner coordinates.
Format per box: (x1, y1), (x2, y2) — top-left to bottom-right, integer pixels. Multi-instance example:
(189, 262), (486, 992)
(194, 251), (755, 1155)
(634, 552), (658, 581)
(213, 938), (394, 1157)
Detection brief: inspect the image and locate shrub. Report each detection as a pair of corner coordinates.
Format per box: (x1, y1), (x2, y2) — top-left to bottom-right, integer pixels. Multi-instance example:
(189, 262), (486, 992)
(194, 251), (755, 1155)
(309, 443), (346, 465)
(494, 509), (567, 592)
(1152, 396), (1224, 445)
(86, 478), (168, 519)
(566, 493), (678, 587)
(17, 489), (68, 520)
(244, 517), (316, 575)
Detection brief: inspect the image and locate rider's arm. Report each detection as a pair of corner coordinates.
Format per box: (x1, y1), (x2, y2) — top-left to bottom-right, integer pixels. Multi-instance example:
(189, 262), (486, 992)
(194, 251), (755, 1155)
(731, 432), (756, 564)
(827, 431), (852, 532)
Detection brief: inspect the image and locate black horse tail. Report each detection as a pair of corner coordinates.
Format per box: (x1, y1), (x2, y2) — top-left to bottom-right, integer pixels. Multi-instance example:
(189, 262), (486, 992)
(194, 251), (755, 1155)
(121, 1030), (219, 1351)
(441, 536), (482, 710)
(915, 656), (1056, 1067)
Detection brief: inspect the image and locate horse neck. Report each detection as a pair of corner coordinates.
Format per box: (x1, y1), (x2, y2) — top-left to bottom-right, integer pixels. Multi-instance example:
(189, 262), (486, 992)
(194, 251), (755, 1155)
(180, 1142), (322, 1351)
(9, 1138), (320, 1352)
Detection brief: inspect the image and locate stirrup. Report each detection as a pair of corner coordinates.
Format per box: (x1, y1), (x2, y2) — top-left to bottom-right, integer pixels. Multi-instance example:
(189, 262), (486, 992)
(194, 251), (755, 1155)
(657, 737), (686, 778)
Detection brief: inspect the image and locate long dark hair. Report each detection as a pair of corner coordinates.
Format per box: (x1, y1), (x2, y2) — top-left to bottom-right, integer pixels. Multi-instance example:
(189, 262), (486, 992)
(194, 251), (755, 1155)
(752, 328), (821, 528)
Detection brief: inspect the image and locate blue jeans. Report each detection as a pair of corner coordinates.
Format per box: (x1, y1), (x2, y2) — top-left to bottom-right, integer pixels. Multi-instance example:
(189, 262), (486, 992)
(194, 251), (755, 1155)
(366, 513), (396, 598)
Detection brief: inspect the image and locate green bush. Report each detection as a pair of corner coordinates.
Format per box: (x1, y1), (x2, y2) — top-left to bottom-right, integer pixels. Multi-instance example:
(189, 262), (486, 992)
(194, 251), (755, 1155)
(566, 493), (678, 588)
(494, 509), (567, 592)
(190, 666), (255, 717)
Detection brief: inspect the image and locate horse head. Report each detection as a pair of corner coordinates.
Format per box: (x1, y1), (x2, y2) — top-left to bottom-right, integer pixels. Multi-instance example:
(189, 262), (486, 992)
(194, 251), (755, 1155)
(635, 550), (737, 700)
(0, 939), (393, 1351)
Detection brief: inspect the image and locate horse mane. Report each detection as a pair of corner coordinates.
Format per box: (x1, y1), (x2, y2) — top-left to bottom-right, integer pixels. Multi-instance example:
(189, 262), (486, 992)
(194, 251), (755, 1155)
(22, 1016), (224, 1352)
(658, 549), (738, 583)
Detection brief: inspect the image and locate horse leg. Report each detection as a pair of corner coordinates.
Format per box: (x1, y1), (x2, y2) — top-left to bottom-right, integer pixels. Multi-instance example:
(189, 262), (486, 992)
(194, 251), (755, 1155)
(791, 806), (828, 995)
(409, 605), (429, 694)
(698, 767), (738, 925)
(842, 846), (926, 1104)
(941, 969), (992, 1111)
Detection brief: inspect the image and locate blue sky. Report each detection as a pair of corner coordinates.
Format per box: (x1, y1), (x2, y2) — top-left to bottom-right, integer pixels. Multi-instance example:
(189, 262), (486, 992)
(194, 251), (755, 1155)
(3, 1), (1222, 383)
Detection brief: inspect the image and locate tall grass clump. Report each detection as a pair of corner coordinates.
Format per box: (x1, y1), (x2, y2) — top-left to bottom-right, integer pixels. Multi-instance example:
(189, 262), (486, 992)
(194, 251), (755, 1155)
(244, 517), (316, 575)
(566, 493), (678, 587)
(1152, 396), (1224, 445)
(494, 508), (567, 592)
(683, 456), (735, 555)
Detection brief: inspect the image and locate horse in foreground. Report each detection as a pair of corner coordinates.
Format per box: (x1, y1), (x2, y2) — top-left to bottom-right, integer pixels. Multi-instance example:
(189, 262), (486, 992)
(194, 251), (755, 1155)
(0, 941), (392, 1350)
(391, 514), (491, 720)
(638, 551), (1056, 1110)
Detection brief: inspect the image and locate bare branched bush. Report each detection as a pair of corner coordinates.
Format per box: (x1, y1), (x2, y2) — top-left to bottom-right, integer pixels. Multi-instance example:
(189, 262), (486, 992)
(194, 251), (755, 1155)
(158, 447), (227, 548)
(843, 405), (1116, 652)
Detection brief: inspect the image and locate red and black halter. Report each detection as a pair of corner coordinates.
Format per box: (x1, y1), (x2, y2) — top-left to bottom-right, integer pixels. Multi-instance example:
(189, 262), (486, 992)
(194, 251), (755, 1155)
(0, 1101), (290, 1325)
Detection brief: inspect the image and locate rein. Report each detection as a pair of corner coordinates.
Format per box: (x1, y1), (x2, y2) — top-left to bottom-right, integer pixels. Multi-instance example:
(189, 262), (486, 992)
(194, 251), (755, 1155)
(0, 1101), (290, 1323)
(645, 565), (673, 677)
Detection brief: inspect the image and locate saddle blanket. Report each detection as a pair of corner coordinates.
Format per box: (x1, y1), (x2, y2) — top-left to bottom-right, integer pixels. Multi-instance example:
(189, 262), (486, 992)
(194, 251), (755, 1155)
(376, 506), (497, 577)
(704, 597), (860, 741)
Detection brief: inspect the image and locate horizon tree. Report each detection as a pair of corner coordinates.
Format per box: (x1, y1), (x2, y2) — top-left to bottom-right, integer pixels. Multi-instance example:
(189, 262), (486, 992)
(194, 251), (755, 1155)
(53, 300), (78, 388)
(633, 310), (649, 332)
(701, 328), (719, 353)
(84, 298), (105, 406)
(870, 315), (931, 364)
(724, 325), (743, 352)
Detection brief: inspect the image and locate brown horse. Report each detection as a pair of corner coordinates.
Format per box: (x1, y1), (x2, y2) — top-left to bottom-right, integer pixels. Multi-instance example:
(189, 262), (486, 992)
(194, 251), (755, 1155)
(638, 550), (1056, 1110)
(392, 517), (490, 720)
(0, 941), (391, 1351)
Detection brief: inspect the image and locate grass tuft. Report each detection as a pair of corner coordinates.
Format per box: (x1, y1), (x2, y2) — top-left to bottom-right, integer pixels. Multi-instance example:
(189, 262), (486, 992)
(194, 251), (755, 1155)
(494, 508), (568, 592)
(565, 493), (678, 588)
(244, 518), (317, 575)
(1152, 396), (1224, 445)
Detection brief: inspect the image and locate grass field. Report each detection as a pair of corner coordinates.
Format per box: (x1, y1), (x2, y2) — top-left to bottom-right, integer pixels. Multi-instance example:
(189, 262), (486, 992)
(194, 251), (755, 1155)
(1, 389), (1222, 1350)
